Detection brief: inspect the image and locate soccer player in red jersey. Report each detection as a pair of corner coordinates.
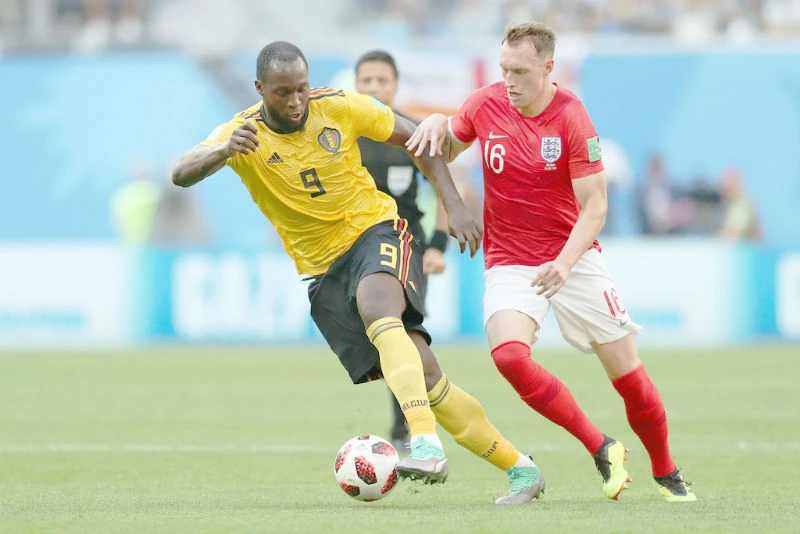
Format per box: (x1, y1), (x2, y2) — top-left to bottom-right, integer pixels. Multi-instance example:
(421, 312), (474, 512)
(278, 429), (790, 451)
(407, 22), (695, 502)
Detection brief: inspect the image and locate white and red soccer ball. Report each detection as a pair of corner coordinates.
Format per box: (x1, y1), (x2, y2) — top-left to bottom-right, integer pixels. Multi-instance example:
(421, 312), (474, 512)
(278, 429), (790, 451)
(334, 434), (399, 501)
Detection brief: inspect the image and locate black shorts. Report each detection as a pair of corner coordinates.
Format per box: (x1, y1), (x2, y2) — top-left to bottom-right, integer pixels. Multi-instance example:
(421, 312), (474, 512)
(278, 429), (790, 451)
(407, 220), (429, 311)
(308, 219), (431, 384)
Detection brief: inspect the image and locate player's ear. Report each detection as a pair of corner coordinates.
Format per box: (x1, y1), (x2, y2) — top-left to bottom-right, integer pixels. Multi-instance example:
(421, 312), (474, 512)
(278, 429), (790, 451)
(254, 80), (263, 97)
(544, 58), (554, 75)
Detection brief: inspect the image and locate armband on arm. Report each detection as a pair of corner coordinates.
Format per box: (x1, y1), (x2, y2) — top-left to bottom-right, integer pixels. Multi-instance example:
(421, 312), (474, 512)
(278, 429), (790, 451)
(428, 230), (449, 253)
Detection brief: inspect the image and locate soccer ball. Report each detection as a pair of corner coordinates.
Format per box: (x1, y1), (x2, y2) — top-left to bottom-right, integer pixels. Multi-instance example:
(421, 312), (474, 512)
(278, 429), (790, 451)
(333, 434), (399, 502)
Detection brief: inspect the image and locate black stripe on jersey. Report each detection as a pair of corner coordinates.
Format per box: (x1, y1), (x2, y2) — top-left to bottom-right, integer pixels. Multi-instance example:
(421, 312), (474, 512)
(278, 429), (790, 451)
(240, 108), (262, 120)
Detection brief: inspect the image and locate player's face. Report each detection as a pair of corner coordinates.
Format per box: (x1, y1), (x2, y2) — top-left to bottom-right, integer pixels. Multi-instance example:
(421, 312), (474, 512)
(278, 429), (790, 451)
(499, 41), (553, 115)
(256, 58), (310, 134)
(355, 60), (398, 107)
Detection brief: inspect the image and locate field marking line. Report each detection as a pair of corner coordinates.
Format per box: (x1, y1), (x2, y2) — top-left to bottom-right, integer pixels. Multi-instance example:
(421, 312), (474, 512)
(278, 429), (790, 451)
(736, 441), (800, 451)
(2, 441), (798, 453)
(0, 444), (330, 453)
(0, 442), (566, 453)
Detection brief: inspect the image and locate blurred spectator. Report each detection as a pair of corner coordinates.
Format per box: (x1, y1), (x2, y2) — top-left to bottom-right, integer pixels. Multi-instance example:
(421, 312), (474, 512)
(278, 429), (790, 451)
(447, 0), (505, 39)
(721, 2), (761, 44)
(599, 138), (633, 236)
(148, 0), (251, 57)
(637, 155), (725, 237)
(671, 0), (719, 44)
(0, 0), (20, 50)
(717, 166), (762, 242)
(763, 0), (800, 35)
(682, 174), (722, 235)
(110, 162), (160, 245)
(149, 168), (210, 246)
(502, 0), (537, 26)
(0, 0), (22, 29)
(4, 0), (800, 53)
(638, 154), (678, 235)
(61, 0), (148, 52)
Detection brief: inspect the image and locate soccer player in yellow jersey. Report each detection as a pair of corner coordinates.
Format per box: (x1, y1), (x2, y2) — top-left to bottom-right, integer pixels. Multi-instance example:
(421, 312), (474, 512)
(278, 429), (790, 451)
(172, 41), (544, 504)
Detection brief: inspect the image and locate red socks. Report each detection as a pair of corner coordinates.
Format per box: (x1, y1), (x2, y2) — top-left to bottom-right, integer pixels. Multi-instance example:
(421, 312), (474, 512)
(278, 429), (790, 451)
(491, 341), (605, 455)
(492, 341), (676, 477)
(612, 363), (676, 477)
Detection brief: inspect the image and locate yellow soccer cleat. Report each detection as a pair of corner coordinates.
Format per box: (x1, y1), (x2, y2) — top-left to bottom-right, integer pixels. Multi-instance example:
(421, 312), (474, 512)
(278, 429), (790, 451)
(593, 435), (631, 500)
(654, 469), (697, 502)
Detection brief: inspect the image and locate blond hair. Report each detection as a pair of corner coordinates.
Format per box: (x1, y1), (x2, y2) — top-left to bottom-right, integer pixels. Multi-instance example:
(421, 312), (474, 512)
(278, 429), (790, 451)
(503, 22), (556, 58)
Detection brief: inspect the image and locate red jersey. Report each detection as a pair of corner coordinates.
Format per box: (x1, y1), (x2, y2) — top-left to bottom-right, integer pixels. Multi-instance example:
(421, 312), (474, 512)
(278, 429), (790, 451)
(451, 82), (604, 268)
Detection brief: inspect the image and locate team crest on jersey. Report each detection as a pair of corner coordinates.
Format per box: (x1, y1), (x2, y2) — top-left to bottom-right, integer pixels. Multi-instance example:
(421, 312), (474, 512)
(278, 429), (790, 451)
(541, 136), (562, 163)
(317, 127), (341, 153)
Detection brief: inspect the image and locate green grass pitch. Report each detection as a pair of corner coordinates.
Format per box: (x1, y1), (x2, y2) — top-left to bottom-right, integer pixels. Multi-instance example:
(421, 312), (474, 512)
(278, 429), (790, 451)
(1, 344), (799, 533)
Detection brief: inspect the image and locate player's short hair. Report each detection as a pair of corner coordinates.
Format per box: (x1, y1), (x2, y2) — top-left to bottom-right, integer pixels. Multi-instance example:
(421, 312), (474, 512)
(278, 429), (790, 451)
(354, 50), (398, 79)
(256, 41), (308, 81)
(503, 22), (556, 58)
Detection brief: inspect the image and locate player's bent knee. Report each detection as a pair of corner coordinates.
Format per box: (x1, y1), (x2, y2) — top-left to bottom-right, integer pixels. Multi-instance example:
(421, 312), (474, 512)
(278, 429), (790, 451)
(490, 340), (531, 374)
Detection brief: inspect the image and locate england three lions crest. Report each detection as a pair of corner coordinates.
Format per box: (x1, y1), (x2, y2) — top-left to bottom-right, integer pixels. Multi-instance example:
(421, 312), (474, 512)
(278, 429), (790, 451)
(541, 136), (562, 163)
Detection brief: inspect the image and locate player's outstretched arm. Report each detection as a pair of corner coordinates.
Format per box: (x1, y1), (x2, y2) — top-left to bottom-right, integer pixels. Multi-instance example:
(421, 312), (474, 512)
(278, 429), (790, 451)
(172, 121), (260, 188)
(388, 114), (483, 257)
(172, 144), (230, 188)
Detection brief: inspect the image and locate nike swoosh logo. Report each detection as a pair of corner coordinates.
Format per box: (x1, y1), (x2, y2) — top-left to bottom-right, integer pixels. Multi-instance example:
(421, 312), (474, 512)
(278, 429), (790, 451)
(488, 131), (508, 139)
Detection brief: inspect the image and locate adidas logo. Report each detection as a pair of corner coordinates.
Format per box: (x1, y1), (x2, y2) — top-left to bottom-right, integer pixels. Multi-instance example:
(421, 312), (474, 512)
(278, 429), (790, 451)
(267, 152), (283, 164)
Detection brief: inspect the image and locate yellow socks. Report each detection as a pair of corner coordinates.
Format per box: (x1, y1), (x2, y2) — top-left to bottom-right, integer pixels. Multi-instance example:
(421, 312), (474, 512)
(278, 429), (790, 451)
(429, 375), (520, 471)
(366, 318), (522, 470)
(366, 317), (436, 436)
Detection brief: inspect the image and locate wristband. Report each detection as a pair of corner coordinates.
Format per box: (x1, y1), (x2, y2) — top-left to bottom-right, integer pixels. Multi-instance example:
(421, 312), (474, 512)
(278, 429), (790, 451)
(429, 229), (449, 253)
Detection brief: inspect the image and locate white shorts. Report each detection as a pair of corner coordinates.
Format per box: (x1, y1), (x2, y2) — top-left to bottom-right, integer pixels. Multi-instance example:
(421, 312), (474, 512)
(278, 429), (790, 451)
(483, 249), (642, 353)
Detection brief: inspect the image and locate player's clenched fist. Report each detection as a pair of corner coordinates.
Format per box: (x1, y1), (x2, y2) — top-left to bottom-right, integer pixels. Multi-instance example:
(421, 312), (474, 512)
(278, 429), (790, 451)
(226, 121), (260, 156)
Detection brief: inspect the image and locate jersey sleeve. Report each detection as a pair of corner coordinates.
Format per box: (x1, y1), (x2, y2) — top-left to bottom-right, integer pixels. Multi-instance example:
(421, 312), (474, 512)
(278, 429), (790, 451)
(200, 116), (243, 147)
(199, 115), (247, 169)
(346, 91), (396, 142)
(449, 90), (482, 144)
(565, 100), (605, 179)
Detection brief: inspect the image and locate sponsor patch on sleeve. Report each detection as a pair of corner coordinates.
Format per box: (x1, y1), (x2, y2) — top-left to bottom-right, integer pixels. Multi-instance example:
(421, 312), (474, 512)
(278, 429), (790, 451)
(587, 136), (602, 162)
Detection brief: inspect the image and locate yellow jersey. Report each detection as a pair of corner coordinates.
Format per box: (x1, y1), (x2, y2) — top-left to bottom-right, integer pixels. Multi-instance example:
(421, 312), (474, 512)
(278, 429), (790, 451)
(202, 88), (399, 275)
